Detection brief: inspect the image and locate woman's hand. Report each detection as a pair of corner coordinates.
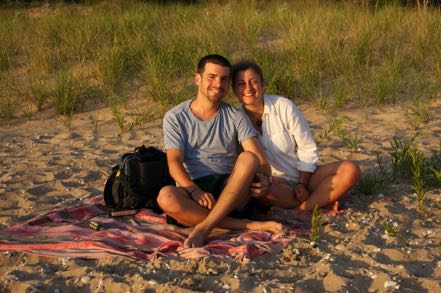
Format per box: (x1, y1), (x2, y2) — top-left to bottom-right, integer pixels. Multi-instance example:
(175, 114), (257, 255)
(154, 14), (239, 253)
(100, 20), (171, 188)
(294, 183), (309, 203)
(190, 188), (216, 210)
(250, 172), (271, 198)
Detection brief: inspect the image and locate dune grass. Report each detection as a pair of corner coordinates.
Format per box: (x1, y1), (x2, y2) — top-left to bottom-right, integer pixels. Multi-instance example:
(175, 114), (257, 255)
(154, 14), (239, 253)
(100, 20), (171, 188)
(1, 1), (440, 121)
(52, 70), (85, 116)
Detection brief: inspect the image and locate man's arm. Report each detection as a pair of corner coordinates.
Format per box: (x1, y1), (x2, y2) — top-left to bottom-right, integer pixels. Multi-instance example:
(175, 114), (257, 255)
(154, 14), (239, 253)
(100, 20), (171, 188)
(166, 148), (196, 191)
(241, 137), (272, 197)
(166, 148), (216, 209)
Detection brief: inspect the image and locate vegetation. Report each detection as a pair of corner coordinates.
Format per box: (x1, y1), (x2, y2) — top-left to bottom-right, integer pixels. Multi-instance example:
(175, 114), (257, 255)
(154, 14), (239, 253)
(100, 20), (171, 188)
(0, 1), (440, 121)
(310, 205), (323, 242)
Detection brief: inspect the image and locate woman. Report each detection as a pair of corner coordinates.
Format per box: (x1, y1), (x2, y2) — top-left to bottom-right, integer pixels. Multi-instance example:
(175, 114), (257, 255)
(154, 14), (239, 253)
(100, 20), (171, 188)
(231, 60), (360, 211)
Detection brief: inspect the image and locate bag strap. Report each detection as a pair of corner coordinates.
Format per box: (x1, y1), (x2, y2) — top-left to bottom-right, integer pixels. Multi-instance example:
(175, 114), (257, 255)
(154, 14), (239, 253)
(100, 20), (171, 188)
(103, 165), (119, 207)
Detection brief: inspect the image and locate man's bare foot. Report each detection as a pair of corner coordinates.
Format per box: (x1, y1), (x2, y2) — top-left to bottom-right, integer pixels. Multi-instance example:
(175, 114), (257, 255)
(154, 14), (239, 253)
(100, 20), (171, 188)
(330, 200), (340, 211)
(183, 224), (211, 248)
(247, 221), (283, 234)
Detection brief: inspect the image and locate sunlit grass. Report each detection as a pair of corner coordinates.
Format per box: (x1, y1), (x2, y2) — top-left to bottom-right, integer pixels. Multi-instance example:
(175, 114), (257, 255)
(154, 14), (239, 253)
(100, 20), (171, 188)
(0, 0), (441, 123)
(0, 97), (16, 126)
(52, 70), (85, 116)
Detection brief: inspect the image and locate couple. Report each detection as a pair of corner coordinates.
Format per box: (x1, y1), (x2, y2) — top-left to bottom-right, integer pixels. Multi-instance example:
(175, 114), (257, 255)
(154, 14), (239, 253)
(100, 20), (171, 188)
(157, 54), (360, 248)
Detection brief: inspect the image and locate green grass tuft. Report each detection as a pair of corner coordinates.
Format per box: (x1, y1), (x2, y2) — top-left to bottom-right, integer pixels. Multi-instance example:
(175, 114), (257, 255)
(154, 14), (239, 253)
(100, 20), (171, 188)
(52, 70), (84, 116)
(310, 205), (323, 242)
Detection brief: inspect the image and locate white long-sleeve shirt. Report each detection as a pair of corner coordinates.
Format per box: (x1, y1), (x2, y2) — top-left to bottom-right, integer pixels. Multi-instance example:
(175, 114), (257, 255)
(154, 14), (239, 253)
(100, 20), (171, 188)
(243, 94), (319, 185)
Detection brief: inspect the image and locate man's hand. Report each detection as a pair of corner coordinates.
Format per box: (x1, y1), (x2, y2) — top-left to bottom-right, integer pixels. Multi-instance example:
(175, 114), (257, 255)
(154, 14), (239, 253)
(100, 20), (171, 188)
(250, 172), (271, 198)
(190, 188), (216, 210)
(294, 183), (309, 203)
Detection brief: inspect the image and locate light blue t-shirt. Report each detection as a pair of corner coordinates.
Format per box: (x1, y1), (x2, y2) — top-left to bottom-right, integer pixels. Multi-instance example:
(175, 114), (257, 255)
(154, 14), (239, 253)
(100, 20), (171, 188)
(163, 100), (257, 179)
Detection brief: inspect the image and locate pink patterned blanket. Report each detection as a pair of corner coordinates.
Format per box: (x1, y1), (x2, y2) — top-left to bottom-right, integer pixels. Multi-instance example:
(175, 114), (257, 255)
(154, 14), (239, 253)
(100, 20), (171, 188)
(0, 196), (338, 261)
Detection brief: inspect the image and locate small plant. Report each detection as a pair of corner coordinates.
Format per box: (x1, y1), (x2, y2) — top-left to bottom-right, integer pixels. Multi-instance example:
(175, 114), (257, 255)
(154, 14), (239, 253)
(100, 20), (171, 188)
(355, 171), (384, 196)
(52, 70), (84, 116)
(328, 112), (359, 151)
(0, 97), (16, 125)
(24, 104), (33, 121)
(108, 96), (125, 134)
(89, 113), (99, 135)
(98, 46), (128, 95)
(314, 90), (328, 111)
(0, 48), (11, 71)
(63, 113), (73, 130)
(333, 80), (349, 109)
(337, 128), (359, 151)
(373, 69), (399, 106)
(383, 220), (399, 237)
(30, 79), (46, 111)
(424, 145), (441, 188)
(431, 166), (441, 183)
(376, 152), (390, 181)
(406, 100), (432, 130)
(127, 108), (160, 131)
(389, 133), (419, 178)
(113, 110), (125, 134)
(383, 219), (407, 245)
(316, 117), (344, 145)
(410, 148), (426, 212)
(355, 153), (390, 195)
(142, 52), (178, 105)
(310, 205), (323, 242)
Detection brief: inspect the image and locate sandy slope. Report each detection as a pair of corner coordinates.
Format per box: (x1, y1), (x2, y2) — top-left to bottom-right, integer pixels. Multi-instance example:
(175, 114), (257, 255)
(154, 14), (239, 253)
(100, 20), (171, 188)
(0, 98), (440, 292)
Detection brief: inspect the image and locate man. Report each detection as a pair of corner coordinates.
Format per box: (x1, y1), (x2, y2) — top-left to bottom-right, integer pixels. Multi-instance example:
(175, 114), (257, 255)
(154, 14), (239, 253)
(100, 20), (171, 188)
(157, 54), (283, 248)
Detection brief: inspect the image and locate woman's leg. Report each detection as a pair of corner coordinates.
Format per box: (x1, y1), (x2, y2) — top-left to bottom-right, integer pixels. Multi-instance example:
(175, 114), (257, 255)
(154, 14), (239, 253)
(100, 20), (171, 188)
(296, 160), (360, 211)
(256, 177), (300, 209)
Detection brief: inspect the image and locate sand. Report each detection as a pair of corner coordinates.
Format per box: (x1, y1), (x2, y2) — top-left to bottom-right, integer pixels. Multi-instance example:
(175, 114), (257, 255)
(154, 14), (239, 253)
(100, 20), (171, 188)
(0, 97), (440, 292)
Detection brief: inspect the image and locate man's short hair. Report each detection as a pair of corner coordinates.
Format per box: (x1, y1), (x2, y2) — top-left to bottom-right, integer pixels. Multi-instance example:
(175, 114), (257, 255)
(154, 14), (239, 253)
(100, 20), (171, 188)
(197, 54), (231, 74)
(231, 60), (264, 88)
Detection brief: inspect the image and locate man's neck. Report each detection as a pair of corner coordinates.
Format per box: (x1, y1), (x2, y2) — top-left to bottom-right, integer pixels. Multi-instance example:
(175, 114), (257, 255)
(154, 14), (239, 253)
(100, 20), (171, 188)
(190, 96), (220, 121)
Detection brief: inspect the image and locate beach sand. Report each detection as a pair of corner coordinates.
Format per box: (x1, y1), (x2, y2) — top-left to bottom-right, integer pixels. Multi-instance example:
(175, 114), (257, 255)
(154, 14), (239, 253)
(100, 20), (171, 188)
(0, 97), (440, 292)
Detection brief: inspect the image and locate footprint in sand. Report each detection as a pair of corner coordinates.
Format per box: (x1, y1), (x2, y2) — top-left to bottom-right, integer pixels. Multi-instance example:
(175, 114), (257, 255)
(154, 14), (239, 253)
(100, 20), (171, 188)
(61, 181), (83, 188)
(31, 172), (55, 184)
(54, 170), (71, 180)
(84, 171), (103, 181)
(26, 185), (57, 196)
(102, 149), (119, 155)
(95, 159), (111, 168)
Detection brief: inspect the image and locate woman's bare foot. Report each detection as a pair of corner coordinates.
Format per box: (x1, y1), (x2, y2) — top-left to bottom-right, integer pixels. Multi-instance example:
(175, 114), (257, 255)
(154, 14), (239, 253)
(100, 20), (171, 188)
(183, 224), (211, 248)
(247, 220), (283, 234)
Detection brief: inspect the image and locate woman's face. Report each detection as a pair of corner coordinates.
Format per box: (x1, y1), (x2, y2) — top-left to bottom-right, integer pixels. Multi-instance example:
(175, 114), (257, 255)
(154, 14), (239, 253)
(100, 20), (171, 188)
(233, 69), (264, 107)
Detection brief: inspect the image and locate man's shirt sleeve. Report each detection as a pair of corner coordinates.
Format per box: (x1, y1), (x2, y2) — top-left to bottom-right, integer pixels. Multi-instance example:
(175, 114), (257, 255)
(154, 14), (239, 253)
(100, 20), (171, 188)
(163, 111), (184, 150)
(235, 109), (257, 143)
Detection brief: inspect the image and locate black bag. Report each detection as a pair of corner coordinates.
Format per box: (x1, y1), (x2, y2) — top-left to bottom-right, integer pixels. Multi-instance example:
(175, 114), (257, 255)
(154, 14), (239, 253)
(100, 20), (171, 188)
(103, 145), (174, 213)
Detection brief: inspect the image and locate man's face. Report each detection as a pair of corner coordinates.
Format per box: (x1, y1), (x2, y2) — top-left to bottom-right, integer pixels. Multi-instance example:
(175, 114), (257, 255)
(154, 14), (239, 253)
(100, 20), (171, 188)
(195, 62), (230, 104)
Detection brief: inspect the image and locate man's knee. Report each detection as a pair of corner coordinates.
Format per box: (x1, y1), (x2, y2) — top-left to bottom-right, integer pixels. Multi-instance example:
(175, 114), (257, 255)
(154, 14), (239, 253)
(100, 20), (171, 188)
(340, 160), (361, 186)
(236, 151), (259, 171)
(157, 186), (184, 214)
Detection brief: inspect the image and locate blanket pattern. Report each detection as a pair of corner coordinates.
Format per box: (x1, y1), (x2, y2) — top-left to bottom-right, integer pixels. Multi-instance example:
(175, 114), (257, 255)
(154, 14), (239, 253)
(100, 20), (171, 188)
(0, 196), (327, 261)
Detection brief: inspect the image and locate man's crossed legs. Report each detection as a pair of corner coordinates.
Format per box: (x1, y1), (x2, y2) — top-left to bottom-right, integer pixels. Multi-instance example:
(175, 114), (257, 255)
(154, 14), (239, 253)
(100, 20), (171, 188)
(157, 151), (283, 248)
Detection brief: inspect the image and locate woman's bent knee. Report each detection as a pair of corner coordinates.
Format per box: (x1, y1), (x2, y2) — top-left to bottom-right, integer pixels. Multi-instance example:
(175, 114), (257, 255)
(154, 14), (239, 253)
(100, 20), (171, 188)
(341, 161), (361, 186)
